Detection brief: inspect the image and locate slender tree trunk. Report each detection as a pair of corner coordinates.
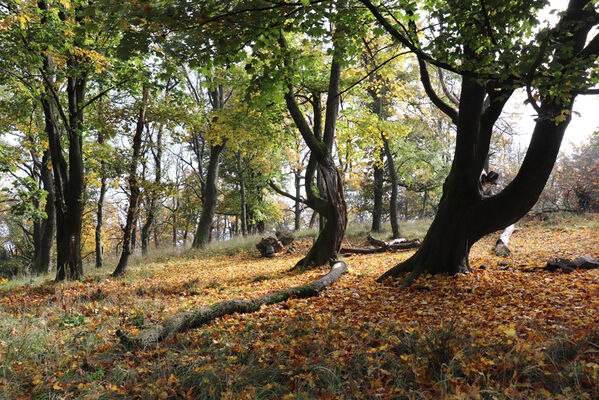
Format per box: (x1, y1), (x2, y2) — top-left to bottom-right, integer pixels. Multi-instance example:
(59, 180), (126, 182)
(236, 152), (248, 237)
(95, 127), (107, 269)
(382, 136), (400, 238)
(141, 127), (162, 255)
(113, 86), (149, 276)
(371, 153), (384, 232)
(192, 144), (225, 248)
(33, 150), (55, 274)
(294, 171), (302, 231)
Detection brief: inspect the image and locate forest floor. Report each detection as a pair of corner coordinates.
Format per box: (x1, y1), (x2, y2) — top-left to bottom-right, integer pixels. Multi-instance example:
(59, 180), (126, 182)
(0, 214), (598, 399)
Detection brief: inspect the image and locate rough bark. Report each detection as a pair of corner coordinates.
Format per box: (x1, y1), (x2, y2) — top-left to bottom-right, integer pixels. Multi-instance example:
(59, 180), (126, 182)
(33, 150), (55, 274)
(192, 143), (225, 248)
(112, 86), (149, 277)
(382, 136), (400, 238)
(117, 261), (348, 348)
(281, 30), (348, 271)
(364, 0), (598, 288)
(371, 154), (384, 233)
(294, 170), (302, 231)
(142, 127), (163, 255)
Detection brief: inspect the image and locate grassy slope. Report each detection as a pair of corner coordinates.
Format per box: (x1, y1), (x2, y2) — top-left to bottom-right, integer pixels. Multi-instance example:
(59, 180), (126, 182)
(0, 215), (598, 399)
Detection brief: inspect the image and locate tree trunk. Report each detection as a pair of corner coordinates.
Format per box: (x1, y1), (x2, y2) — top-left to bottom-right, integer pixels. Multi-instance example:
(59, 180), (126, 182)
(95, 128), (107, 269)
(236, 152), (248, 237)
(113, 86), (149, 277)
(378, 77), (574, 287)
(420, 190), (428, 218)
(192, 143), (225, 248)
(34, 150), (55, 274)
(294, 170), (302, 231)
(141, 126), (162, 255)
(383, 136), (400, 238)
(40, 51), (86, 282)
(371, 153), (384, 232)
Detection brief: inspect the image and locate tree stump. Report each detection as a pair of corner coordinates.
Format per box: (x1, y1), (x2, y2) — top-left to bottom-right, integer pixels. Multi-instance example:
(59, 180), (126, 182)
(256, 237), (283, 258)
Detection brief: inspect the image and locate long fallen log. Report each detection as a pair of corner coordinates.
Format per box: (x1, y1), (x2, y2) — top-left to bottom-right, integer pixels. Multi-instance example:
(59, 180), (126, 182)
(116, 261), (348, 348)
(341, 237), (420, 255)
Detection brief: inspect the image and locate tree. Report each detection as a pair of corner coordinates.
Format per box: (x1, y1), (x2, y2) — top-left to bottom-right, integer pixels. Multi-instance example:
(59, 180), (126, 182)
(113, 85), (149, 276)
(362, 0), (599, 286)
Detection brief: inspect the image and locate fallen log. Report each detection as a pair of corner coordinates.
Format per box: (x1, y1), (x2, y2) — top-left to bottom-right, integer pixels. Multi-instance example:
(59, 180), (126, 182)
(116, 261), (348, 348)
(534, 256), (599, 273)
(341, 238), (420, 255)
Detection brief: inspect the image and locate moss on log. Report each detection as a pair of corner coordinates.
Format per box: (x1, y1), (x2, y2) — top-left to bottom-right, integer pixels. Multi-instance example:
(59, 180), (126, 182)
(117, 261), (348, 348)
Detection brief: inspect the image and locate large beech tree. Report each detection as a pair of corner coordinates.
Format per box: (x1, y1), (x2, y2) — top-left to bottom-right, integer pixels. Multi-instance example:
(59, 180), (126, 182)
(362, 0), (599, 286)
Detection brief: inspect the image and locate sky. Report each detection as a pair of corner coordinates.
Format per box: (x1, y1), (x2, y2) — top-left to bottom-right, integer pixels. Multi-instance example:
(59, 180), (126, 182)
(505, 0), (599, 153)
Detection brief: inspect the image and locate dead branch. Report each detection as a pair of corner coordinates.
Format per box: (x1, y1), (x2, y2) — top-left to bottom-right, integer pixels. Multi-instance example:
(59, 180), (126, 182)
(116, 261), (348, 348)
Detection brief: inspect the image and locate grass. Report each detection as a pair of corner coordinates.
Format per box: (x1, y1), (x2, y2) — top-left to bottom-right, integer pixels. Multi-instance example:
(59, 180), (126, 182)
(0, 213), (598, 399)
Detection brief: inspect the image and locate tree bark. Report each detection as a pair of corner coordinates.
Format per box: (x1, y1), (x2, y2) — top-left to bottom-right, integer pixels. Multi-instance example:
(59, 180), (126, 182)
(113, 86), (149, 277)
(236, 152), (248, 237)
(363, 0), (597, 288)
(294, 170), (302, 231)
(117, 261), (347, 348)
(95, 128), (106, 269)
(382, 136), (400, 238)
(141, 126), (162, 255)
(371, 152), (384, 232)
(33, 150), (55, 274)
(192, 143), (225, 248)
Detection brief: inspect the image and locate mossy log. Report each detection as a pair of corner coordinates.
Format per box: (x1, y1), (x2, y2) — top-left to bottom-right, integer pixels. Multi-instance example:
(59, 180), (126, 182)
(116, 261), (348, 348)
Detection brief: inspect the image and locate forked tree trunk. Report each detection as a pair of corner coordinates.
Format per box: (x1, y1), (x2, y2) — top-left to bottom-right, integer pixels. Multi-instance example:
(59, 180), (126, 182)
(378, 78), (574, 287)
(363, 0), (597, 288)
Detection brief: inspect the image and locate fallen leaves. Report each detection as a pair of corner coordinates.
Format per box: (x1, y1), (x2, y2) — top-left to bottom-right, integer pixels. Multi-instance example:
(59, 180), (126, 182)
(0, 217), (597, 398)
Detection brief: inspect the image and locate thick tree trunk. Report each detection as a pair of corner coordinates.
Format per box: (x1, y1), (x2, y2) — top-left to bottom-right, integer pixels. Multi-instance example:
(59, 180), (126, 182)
(192, 144), (225, 248)
(40, 51), (86, 281)
(113, 86), (149, 277)
(371, 154), (384, 232)
(378, 78), (573, 287)
(117, 261), (348, 348)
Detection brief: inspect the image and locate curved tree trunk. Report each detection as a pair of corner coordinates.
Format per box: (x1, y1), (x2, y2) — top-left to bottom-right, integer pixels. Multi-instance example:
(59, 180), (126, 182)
(378, 78), (574, 287)
(113, 86), (149, 277)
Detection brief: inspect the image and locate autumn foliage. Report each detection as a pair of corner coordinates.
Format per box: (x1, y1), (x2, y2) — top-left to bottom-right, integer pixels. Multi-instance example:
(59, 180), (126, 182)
(0, 215), (598, 399)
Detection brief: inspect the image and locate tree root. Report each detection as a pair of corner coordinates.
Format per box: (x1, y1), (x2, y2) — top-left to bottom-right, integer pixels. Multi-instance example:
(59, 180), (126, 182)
(376, 259), (414, 283)
(116, 261), (348, 349)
